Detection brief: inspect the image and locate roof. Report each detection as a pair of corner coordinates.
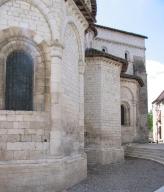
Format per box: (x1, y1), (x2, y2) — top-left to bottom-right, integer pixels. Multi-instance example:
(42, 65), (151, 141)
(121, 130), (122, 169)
(96, 24), (148, 39)
(85, 48), (128, 72)
(152, 91), (164, 104)
(73, 0), (97, 23)
(91, 0), (97, 18)
(120, 73), (144, 87)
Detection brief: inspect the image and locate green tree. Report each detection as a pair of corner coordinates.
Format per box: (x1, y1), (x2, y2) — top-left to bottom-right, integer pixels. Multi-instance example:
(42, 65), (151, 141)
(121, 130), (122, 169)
(148, 110), (153, 131)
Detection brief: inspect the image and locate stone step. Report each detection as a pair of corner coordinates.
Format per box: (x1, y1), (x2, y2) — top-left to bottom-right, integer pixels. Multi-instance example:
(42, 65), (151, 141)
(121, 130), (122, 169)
(125, 145), (164, 165)
(126, 150), (164, 158)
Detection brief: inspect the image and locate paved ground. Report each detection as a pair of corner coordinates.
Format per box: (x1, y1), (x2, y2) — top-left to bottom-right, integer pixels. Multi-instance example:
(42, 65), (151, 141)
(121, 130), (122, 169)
(67, 158), (164, 192)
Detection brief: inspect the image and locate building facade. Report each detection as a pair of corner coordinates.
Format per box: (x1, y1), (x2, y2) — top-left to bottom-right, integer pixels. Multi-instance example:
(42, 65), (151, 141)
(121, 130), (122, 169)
(152, 91), (164, 143)
(0, 0), (148, 191)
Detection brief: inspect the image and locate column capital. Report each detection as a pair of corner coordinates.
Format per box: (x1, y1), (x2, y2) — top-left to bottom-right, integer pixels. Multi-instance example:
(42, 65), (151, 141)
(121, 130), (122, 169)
(50, 39), (64, 49)
(50, 40), (64, 59)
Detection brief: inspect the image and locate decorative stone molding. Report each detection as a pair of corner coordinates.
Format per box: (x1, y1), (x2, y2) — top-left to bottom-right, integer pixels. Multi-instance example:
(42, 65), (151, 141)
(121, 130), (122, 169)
(121, 73), (144, 87)
(85, 48), (128, 72)
(121, 85), (135, 101)
(0, 27), (49, 111)
(62, 22), (84, 64)
(65, 0), (89, 29)
(121, 78), (139, 87)
(0, 0), (55, 40)
(72, 0), (96, 23)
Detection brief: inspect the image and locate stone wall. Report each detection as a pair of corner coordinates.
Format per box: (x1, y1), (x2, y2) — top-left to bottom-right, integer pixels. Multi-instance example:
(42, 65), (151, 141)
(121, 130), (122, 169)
(0, 0), (52, 162)
(94, 26), (148, 143)
(85, 57), (124, 164)
(0, 0), (88, 191)
(0, 111), (50, 161)
(61, 23), (83, 156)
(121, 79), (139, 144)
(0, 0), (51, 40)
(93, 26), (146, 75)
(0, 155), (86, 192)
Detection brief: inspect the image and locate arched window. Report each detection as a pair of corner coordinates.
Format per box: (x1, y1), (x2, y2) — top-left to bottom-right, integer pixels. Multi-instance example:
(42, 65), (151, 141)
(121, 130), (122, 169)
(121, 104), (130, 126)
(125, 51), (130, 61)
(102, 46), (108, 53)
(5, 51), (33, 111)
(121, 105), (125, 125)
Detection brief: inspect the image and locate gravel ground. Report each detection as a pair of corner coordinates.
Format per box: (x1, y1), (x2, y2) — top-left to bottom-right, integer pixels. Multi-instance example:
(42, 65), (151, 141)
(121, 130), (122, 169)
(67, 158), (164, 192)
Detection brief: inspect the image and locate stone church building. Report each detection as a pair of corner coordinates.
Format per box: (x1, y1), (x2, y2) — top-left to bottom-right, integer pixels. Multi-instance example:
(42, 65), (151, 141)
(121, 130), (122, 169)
(0, 0), (148, 191)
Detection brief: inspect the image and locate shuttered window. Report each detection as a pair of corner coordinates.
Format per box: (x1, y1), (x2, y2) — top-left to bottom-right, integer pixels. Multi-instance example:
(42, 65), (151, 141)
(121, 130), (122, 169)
(5, 51), (33, 111)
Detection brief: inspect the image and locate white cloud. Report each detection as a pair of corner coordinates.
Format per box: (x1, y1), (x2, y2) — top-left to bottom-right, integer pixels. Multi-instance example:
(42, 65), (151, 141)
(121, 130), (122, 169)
(146, 60), (164, 111)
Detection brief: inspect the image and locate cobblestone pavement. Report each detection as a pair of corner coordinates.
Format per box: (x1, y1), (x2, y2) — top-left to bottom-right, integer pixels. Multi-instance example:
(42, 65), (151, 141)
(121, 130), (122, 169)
(67, 158), (164, 192)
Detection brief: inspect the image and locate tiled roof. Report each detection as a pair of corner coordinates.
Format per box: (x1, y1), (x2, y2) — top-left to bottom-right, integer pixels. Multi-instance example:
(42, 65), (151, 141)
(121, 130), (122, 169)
(120, 73), (144, 87)
(85, 48), (128, 72)
(152, 91), (164, 104)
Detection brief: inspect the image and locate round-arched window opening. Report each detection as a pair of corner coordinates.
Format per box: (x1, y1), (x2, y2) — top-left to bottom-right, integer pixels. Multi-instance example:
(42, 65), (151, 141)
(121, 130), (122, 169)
(121, 105), (125, 125)
(125, 51), (130, 61)
(121, 104), (130, 126)
(5, 50), (33, 111)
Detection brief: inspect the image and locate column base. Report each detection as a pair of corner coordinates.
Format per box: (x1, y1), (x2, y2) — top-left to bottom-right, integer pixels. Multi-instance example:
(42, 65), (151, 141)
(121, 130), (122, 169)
(86, 146), (124, 165)
(0, 154), (87, 192)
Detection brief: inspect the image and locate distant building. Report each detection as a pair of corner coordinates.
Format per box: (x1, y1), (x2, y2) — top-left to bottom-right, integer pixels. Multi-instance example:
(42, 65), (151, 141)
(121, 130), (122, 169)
(152, 91), (164, 143)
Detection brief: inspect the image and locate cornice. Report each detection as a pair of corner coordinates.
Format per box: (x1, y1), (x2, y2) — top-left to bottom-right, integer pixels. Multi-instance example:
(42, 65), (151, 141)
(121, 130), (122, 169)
(71, 0), (96, 23)
(85, 48), (128, 72)
(120, 73), (144, 87)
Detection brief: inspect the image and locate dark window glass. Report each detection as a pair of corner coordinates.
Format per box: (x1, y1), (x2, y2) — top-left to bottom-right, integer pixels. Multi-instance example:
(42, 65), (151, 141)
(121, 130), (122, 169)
(125, 53), (128, 60)
(5, 51), (33, 111)
(121, 105), (125, 125)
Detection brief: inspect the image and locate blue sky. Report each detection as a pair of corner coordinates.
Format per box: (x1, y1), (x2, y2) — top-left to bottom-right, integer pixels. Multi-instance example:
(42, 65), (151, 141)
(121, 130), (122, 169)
(96, 0), (164, 63)
(96, 0), (164, 110)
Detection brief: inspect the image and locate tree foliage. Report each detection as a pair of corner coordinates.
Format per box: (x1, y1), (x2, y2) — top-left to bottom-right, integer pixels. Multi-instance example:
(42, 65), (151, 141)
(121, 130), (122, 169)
(148, 110), (153, 131)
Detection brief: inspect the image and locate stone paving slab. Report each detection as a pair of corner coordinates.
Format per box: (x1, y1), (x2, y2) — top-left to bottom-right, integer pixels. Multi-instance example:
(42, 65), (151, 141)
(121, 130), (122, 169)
(68, 158), (164, 192)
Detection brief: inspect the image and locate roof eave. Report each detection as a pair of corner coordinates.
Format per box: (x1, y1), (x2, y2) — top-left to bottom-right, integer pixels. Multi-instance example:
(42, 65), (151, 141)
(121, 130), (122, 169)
(85, 48), (128, 73)
(120, 73), (144, 87)
(95, 24), (148, 39)
(73, 0), (96, 23)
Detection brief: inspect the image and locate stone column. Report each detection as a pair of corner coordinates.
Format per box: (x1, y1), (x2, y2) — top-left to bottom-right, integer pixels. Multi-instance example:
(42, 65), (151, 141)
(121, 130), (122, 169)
(79, 59), (86, 153)
(49, 41), (63, 157)
(132, 100), (137, 140)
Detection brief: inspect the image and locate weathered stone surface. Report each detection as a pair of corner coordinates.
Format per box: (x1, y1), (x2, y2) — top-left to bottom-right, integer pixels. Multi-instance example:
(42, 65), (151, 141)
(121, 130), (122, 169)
(0, 0), (148, 191)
